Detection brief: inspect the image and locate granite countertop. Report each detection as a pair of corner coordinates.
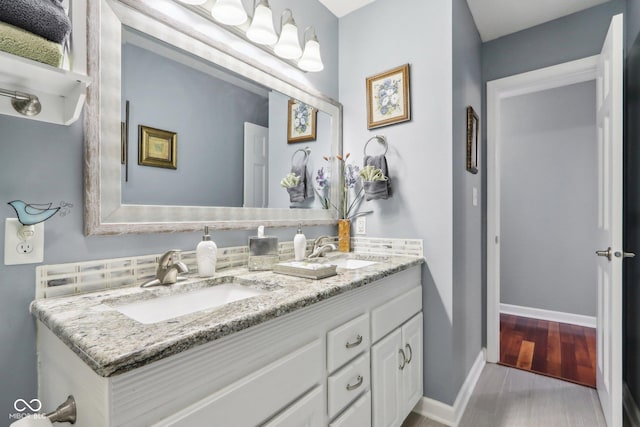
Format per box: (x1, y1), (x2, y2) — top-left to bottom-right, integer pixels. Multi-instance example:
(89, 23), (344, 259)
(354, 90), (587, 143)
(30, 254), (424, 378)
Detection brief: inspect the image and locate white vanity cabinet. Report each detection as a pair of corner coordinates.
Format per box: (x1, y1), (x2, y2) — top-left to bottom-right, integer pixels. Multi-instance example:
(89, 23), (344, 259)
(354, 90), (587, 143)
(371, 287), (424, 427)
(36, 266), (423, 427)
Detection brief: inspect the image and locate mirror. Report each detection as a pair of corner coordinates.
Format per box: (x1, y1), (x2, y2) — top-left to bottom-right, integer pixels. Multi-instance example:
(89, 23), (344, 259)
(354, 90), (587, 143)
(85, 0), (342, 235)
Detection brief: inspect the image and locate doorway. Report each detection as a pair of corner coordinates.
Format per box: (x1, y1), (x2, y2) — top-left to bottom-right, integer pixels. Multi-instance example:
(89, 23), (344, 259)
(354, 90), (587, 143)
(486, 14), (624, 426)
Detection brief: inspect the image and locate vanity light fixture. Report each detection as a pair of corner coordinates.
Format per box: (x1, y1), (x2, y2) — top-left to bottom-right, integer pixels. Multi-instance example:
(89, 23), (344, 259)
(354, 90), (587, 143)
(0, 88), (41, 116)
(175, 0), (207, 5)
(298, 26), (324, 72)
(211, 0), (248, 26)
(246, 0), (277, 45)
(274, 9), (302, 60)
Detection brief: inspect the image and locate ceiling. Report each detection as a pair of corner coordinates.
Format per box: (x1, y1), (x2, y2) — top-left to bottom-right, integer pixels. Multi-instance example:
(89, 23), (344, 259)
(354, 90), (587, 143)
(318, 0), (612, 42)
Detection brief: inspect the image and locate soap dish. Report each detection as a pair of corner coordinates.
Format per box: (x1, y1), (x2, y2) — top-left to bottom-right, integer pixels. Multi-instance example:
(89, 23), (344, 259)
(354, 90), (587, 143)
(273, 261), (337, 280)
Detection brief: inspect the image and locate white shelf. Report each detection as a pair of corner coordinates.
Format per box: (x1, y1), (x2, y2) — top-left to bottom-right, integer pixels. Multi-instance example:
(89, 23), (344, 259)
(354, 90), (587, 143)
(0, 50), (90, 125)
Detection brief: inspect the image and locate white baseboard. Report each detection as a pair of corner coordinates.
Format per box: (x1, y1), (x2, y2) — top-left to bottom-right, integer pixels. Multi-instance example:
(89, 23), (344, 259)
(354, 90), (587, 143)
(413, 349), (486, 426)
(624, 382), (640, 427)
(500, 303), (596, 328)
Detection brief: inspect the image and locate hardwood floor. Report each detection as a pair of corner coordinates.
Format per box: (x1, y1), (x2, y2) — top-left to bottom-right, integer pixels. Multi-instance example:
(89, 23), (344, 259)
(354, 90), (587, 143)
(499, 313), (596, 388)
(403, 363), (608, 427)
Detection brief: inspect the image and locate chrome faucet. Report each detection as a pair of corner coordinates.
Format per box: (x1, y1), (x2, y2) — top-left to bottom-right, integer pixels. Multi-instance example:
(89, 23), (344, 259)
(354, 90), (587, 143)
(308, 236), (337, 258)
(141, 250), (189, 288)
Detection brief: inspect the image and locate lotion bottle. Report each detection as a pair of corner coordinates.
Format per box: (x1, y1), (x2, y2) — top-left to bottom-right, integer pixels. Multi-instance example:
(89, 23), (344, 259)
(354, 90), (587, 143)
(294, 224), (306, 261)
(196, 226), (217, 277)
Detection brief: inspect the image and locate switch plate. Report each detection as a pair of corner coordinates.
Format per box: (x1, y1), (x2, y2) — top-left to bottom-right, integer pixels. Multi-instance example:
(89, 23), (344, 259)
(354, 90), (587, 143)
(472, 187), (478, 207)
(355, 216), (366, 235)
(4, 219), (44, 265)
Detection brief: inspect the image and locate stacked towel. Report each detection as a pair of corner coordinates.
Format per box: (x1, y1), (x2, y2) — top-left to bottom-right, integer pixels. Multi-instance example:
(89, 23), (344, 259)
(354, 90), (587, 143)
(0, 0), (71, 44)
(287, 155), (315, 203)
(363, 154), (391, 201)
(0, 21), (63, 67)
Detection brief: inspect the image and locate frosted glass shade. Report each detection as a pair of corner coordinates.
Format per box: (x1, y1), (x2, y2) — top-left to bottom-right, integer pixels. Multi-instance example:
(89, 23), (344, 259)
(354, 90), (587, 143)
(176, 0), (207, 4)
(211, 0), (248, 26)
(246, 3), (277, 45)
(274, 23), (302, 59)
(298, 39), (323, 72)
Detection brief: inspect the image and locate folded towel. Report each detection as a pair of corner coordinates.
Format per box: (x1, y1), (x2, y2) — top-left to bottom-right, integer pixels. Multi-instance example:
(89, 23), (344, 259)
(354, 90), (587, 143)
(363, 154), (391, 200)
(0, 0), (71, 44)
(287, 154), (314, 203)
(0, 21), (63, 67)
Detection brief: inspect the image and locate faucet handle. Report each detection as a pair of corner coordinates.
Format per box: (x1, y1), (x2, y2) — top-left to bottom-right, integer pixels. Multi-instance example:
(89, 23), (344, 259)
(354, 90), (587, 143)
(158, 249), (182, 267)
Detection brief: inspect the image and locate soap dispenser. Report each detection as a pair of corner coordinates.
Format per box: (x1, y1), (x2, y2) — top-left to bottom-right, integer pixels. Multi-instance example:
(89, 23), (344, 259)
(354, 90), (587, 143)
(196, 226), (217, 277)
(294, 224), (306, 261)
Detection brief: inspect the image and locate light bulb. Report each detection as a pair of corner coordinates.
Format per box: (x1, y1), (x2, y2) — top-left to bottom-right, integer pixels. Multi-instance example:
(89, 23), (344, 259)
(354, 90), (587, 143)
(299, 38), (323, 72)
(246, 1), (277, 45)
(211, 0), (248, 26)
(274, 10), (301, 59)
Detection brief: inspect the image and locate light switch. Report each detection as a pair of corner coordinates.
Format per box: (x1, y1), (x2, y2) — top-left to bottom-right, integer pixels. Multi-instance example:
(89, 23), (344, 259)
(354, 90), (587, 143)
(355, 216), (366, 235)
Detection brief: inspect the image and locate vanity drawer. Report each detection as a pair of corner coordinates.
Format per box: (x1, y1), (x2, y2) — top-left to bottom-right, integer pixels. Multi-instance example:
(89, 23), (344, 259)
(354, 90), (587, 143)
(327, 313), (370, 372)
(327, 352), (370, 419)
(329, 391), (371, 427)
(263, 386), (324, 427)
(371, 286), (421, 343)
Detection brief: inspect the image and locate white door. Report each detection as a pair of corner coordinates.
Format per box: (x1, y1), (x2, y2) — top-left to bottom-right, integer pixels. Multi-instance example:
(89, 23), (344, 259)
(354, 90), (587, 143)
(401, 313), (422, 415)
(243, 122), (269, 208)
(595, 13), (623, 427)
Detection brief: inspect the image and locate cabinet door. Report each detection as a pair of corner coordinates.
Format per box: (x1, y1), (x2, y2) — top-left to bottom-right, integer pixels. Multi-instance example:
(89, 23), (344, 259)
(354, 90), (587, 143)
(401, 313), (423, 414)
(371, 328), (403, 427)
(263, 386), (324, 427)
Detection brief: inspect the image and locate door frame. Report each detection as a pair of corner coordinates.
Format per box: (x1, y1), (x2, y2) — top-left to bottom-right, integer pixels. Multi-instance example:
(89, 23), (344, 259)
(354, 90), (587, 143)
(486, 55), (599, 363)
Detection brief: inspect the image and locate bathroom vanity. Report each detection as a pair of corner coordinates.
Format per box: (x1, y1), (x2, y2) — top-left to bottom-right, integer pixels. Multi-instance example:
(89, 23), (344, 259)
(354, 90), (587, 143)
(31, 254), (424, 426)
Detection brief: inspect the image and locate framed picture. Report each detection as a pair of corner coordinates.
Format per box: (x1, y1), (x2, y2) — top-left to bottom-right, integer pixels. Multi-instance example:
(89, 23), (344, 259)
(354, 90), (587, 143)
(366, 63), (411, 129)
(288, 99), (317, 143)
(466, 106), (479, 174)
(138, 125), (177, 169)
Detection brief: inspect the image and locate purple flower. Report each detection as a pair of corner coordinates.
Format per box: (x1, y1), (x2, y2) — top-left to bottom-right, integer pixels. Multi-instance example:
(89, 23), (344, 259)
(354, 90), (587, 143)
(316, 167), (328, 189)
(344, 164), (360, 189)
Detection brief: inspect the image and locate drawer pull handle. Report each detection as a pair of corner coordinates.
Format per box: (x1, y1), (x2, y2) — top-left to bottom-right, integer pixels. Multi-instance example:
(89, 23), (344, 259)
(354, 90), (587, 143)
(405, 343), (413, 364)
(345, 334), (363, 349)
(399, 348), (407, 370)
(346, 375), (363, 391)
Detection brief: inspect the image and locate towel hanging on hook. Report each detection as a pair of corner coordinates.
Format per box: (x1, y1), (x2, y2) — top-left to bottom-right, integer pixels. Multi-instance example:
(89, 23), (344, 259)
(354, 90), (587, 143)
(362, 135), (391, 200)
(287, 147), (314, 203)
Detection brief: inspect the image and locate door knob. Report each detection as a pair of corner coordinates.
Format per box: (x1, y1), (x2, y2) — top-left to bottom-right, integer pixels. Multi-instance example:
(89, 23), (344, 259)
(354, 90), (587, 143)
(596, 247), (613, 261)
(614, 251), (636, 258)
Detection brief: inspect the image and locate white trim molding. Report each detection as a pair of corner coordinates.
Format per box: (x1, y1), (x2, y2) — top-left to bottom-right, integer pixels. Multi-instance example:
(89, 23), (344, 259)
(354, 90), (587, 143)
(625, 383), (640, 427)
(486, 55), (599, 363)
(500, 303), (596, 328)
(413, 349), (486, 426)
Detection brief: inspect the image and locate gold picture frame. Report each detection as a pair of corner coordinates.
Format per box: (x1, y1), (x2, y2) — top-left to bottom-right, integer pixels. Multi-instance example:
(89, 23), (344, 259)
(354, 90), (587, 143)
(466, 106), (479, 174)
(366, 63), (411, 129)
(287, 98), (317, 143)
(138, 125), (177, 169)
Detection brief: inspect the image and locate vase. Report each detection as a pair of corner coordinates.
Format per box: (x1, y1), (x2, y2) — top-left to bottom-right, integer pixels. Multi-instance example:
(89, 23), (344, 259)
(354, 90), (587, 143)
(338, 219), (351, 252)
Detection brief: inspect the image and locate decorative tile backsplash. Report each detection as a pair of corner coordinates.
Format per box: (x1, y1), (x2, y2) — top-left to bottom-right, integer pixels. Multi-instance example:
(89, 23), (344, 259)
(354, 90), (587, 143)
(35, 237), (423, 299)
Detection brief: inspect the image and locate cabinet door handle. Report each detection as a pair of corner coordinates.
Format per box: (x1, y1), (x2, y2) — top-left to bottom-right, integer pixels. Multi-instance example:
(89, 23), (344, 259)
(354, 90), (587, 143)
(399, 348), (407, 370)
(405, 343), (412, 364)
(345, 334), (363, 349)
(346, 375), (363, 391)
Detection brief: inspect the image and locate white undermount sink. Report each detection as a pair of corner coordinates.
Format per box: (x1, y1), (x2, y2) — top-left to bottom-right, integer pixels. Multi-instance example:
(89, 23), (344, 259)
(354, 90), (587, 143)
(328, 258), (378, 270)
(113, 283), (267, 324)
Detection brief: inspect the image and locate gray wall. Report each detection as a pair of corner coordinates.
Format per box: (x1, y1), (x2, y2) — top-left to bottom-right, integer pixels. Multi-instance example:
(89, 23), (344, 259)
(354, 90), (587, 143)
(624, 0), (640, 412)
(500, 81), (597, 316)
(121, 43), (269, 207)
(452, 0), (484, 403)
(0, 0), (337, 417)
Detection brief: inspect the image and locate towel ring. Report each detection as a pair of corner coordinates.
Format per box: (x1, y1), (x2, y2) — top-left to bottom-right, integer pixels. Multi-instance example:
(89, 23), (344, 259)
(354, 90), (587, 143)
(291, 147), (310, 165)
(364, 135), (388, 157)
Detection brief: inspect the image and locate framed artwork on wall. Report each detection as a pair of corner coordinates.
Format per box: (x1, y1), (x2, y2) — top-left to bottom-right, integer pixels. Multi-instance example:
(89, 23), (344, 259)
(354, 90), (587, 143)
(366, 63), (411, 129)
(287, 99), (317, 143)
(138, 125), (177, 169)
(466, 106), (479, 174)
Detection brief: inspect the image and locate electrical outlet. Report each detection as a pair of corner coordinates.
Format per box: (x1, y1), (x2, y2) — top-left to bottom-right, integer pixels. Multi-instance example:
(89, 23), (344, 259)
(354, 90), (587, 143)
(4, 219), (44, 265)
(355, 216), (367, 235)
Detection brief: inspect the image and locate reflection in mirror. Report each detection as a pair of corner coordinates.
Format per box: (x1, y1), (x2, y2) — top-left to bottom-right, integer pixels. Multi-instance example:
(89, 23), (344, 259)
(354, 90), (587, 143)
(84, 0), (341, 235)
(120, 27), (333, 210)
